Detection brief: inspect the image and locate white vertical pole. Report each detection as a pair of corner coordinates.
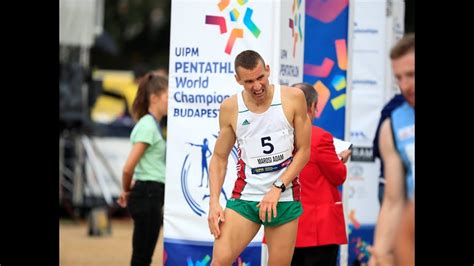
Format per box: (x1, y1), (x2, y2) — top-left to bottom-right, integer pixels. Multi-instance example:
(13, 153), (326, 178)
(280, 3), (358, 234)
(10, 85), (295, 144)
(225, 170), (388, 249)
(340, 0), (356, 265)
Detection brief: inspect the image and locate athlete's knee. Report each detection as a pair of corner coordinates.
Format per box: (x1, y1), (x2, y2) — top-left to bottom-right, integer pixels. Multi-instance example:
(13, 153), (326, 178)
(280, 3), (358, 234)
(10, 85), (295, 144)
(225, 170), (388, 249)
(267, 249), (294, 266)
(210, 256), (234, 266)
(211, 249), (235, 266)
(267, 255), (293, 266)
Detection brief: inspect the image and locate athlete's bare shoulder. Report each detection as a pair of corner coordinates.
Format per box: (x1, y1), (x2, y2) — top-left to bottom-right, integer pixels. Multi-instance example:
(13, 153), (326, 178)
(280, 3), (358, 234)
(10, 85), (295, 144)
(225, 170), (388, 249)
(279, 84), (307, 126)
(220, 94), (238, 114)
(280, 85), (305, 111)
(280, 84), (305, 99)
(218, 94), (238, 132)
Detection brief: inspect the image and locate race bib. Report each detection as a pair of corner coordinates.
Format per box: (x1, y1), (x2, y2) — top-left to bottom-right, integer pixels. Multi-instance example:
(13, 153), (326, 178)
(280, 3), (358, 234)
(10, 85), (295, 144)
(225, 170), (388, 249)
(243, 130), (293, 174)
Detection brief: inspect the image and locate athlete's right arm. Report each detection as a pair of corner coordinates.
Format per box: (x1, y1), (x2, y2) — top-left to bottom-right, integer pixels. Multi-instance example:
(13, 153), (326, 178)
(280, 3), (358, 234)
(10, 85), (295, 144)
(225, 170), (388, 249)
(369, 119), (405, 266)
(208, 97), (237, 239)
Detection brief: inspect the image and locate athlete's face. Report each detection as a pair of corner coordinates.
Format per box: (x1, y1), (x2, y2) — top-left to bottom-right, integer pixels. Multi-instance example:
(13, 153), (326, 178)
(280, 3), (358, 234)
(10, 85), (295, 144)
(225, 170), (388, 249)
(392, 52), (415, 107)
(235, 60), (270, 102)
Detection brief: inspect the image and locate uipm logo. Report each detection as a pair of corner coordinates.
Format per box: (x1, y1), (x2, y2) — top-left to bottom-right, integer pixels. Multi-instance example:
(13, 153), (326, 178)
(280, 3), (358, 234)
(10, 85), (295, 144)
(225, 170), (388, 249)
(205, 0), (261, 55)
(288, 0), (304, 58)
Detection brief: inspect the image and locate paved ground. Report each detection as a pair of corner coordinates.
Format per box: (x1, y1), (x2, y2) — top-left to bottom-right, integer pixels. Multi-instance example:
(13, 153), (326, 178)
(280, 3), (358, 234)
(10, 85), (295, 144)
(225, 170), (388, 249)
(60, 218), (163, 265)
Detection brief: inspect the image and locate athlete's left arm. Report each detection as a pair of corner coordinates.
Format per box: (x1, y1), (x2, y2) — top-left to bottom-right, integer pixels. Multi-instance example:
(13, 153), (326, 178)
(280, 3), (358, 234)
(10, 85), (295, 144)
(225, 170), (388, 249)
(280, 87), (311, 186)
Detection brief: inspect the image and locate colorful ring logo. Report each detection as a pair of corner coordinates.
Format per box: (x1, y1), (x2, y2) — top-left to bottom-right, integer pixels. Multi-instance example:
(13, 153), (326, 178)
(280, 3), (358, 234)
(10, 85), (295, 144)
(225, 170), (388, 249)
(205, 0), (261, 55)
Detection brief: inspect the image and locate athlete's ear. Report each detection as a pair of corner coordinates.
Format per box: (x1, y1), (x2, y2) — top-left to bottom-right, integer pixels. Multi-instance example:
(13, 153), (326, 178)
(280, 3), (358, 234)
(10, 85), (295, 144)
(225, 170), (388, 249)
(234, 73), (242, 85)
(265, 64), (270, 73)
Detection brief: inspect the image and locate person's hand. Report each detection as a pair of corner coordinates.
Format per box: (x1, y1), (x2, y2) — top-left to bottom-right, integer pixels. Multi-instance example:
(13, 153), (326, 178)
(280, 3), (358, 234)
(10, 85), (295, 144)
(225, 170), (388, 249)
(256, 187), (281, 223)
(208, 200), (225, 239)
(368, 245), (395, 266)
(339, 149), (352, 163)
(117, 191), (130, 208)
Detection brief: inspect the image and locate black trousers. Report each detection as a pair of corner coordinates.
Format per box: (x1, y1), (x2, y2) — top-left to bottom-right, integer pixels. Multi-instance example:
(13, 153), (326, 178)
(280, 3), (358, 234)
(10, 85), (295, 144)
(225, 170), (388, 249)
(291, 244), (339, 266)
(127, 181), (165, 266)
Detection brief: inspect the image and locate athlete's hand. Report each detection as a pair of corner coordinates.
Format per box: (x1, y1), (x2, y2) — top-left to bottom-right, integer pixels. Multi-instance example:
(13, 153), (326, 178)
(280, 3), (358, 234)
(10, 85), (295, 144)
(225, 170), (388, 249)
(368, 245), (395, 266)
(208, 199), (225, 239)
(256, 187), (281, 223)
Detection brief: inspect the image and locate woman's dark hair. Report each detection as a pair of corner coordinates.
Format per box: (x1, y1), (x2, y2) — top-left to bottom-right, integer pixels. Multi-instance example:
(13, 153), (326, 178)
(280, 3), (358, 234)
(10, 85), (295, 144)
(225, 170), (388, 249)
(131, 72), (168, 121)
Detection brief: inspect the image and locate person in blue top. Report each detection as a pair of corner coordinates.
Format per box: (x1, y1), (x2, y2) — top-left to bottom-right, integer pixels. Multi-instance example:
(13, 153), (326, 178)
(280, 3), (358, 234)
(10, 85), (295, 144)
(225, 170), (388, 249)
(373, 94), (405, 205)
(117, 72), (168, 266)
(369, 33), (415, 266)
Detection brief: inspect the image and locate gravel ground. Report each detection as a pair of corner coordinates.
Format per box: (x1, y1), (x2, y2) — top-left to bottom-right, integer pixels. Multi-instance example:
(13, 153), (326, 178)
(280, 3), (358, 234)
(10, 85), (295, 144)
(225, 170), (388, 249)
(60, 218), (163, 266)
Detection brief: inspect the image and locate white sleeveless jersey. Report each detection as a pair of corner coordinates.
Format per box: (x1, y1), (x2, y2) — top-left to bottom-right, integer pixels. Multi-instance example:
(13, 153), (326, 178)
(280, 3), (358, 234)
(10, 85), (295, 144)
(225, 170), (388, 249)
(231, 84), (301, 202)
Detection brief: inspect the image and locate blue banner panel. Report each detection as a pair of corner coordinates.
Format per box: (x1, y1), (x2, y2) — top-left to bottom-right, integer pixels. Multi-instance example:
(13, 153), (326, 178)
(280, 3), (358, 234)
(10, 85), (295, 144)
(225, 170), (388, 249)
(164, 238), (261, 266)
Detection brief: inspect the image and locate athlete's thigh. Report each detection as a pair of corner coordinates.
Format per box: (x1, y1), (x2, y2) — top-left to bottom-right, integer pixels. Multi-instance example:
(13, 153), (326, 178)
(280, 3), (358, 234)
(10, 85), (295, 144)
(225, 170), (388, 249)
(264, 218), (299, 266)
(213, 208), (261, 260)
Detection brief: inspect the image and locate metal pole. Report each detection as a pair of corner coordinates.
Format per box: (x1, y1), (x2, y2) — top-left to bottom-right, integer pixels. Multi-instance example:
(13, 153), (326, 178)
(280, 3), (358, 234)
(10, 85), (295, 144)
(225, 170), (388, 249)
(59, 134), (64, 204)
(72, 133), (84, 206)
(82, 135), (114, 205)
(60, 135), (65, 203)
(340, 0), (356, 265)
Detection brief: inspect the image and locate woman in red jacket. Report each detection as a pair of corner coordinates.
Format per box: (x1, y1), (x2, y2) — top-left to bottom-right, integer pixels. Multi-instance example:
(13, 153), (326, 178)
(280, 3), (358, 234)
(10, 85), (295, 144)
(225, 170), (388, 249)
(291, 82), (352, 266)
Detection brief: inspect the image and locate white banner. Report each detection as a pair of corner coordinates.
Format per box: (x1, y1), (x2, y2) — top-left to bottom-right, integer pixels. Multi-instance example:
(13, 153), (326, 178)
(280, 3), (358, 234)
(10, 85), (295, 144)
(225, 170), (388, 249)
(164, 1), (304, 264)
(278, 0), (305, 86)
(348, 0), (386, 225)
